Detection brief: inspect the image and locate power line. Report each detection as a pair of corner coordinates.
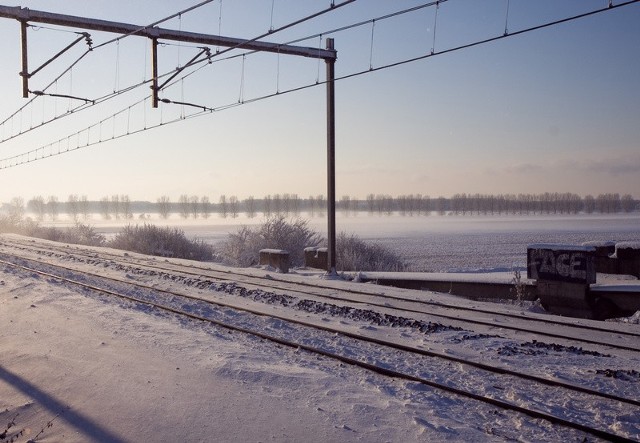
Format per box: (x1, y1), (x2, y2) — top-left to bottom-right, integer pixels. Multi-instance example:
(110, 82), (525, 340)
(1, 0), (638, 170)
(91, 0), (218, 50)
(335, 0), (640, 81)
(160, 1), (447, 93)
(0, 97), (211, 169)
(0, 1), (351, 145)
(159, 0), (640, 113)
(0, 1), (217, 142)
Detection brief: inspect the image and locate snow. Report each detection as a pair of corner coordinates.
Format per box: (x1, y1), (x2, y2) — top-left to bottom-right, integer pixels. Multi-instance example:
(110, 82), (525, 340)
(2, 235), (640, 442)
(616, 242), (640, 250)
(1, 262), (421, 442)
(582, 240), (617, 248)
(527, 244), (596, 252)
(592, 280), (640, 293)
(260, 248), (289, 254)
(29, 212), (640, 272)
(356, 271), (530, 285)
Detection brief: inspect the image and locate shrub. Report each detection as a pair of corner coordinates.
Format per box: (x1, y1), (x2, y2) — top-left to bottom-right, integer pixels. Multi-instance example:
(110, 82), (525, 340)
(63, 224), (106, 246)
(0, 215), (20, 233)
(32, 223), (105, 247)
(109, 224), (214, 261)
(0, 217), (104, 247)
(221, 216), (323, 267)
(220, 218), (406, 271)
(335, 232), (406, 272)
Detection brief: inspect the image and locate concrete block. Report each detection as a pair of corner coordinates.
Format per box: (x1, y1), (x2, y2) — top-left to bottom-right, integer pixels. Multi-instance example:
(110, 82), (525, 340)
(259, 249), (290, 273)
(304, 247), (328, 270)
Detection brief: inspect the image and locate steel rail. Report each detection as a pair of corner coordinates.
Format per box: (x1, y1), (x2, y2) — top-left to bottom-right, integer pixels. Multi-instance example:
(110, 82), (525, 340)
(2, 238), (639, 350)
(1, 254), (639, 409)
(0, 256), (636, 443)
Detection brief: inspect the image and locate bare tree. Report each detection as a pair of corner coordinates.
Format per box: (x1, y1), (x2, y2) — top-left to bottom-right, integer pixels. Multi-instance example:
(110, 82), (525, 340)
(419, 194), (431, 216)
(262, 195), (272, 217)
(340, 195), (351, 216)
(383, 195), (393, 216)
(316, 194), (325, 217)
(178, 195), (190, 219)
(219, 195), (228, 218)
(273, 194), (282, 216)
(435, 196), (446, 215)
(201, 196), (211, 219)
(47, 196), (59, 221)
(307, 195), (316, 217)
(229, 196), (239, 218)
(8, 197), (25, 222)
(189, 195), (199, 219)
(291, 194), (301, 216)
(67, 194), (80, 222)
(99, 197), (111, 219)
(79, 195), (91, 220)
(583, 195), (595, 214)
(121, 195), (133, 219)
(111, 195), (121, 219)
(244, 196), (256, 218)
(27, 196), (46, 221)
(621, 194), (635, 213)
(157, 196), (171, 219)
(282, 193), (291, 216)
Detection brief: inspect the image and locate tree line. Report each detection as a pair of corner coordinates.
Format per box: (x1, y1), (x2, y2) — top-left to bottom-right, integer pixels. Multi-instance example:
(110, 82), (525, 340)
(1, 192), (637, 222)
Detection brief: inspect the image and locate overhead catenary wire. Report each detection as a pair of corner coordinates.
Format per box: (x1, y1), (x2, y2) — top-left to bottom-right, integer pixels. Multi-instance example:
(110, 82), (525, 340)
(0, 0), (218, 142)
(0, 0), (354, 146)
(91, 0), (217, 51)
(1, 0), (639, 170)
(0, 97), (211, 169)
(162, 0), (448, 93)
(161, 0), (637, 108)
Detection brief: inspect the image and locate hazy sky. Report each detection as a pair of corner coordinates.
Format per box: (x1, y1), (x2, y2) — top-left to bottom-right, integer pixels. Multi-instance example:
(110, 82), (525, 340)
(0, 0), (638, 202)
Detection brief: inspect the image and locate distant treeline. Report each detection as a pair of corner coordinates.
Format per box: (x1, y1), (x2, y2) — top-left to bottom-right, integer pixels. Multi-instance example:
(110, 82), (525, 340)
(1, 192), (637, 221)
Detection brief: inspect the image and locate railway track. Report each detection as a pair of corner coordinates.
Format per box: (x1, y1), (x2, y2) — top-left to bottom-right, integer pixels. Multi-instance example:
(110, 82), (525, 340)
(1, 236), (639, 354)
(1, 240), (639, 441)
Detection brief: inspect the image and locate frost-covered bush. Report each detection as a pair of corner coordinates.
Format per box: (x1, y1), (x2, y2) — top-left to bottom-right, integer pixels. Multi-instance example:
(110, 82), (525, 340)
(335, 232), (406, 272)
(221, 216), (322, 267)
(109, 224), (214, 261)
(24, 223), (102, 246)
(0, 217), (105, 247)
(0, 215), (20, 233)
(220, 218), (406, 271)
(64, 224), (106, 246)
(24, 222), (105, 247)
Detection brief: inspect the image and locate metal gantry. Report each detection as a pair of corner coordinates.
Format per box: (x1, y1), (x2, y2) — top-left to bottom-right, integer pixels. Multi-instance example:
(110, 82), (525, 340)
(0, 5), (339, 275)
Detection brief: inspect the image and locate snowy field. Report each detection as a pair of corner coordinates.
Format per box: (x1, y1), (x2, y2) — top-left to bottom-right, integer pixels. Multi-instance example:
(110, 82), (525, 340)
(42, 212), (640, 272)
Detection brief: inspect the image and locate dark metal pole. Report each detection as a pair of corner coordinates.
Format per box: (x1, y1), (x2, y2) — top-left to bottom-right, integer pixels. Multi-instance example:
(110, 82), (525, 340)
(20, 20), (28, 98)
(325, 38), (336, 275)
(151, 37), (158, 108)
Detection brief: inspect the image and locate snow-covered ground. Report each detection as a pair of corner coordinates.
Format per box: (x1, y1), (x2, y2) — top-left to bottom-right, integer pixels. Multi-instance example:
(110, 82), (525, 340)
(38, 212), (640, 272)
(1, 235), (639, 442)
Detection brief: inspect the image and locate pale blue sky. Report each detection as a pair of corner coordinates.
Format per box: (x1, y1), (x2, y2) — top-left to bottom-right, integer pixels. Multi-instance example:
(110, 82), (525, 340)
(0, 0), (638, 202)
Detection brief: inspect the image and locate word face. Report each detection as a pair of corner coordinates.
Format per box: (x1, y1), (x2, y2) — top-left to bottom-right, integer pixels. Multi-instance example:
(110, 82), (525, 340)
(527, 247), (596, 284)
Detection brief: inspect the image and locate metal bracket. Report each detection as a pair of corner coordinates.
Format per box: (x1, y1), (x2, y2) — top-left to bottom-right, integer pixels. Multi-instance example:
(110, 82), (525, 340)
(19, 21), (92, 98)
(151, 43), (211, 108)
